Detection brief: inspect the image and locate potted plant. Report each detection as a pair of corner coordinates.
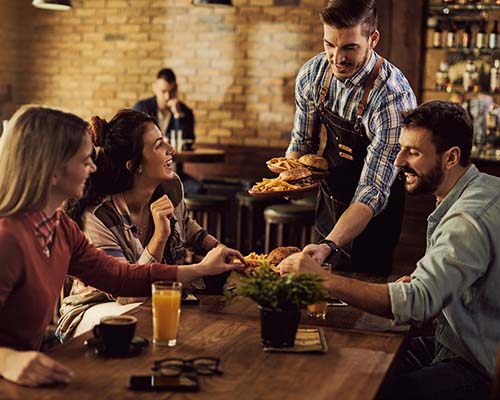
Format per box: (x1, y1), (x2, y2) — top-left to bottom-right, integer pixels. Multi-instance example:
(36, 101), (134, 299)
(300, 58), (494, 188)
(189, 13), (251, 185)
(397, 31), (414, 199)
(234, 266), (328, 348)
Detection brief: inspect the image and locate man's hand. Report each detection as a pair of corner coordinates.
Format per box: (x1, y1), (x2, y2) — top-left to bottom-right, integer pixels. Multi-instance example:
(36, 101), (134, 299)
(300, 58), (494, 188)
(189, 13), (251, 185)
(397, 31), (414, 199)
(166, 98), (182, 119)
(0, 349), (73, 387)
(302, 243), (331, 264)
(279, 252), (329, 278)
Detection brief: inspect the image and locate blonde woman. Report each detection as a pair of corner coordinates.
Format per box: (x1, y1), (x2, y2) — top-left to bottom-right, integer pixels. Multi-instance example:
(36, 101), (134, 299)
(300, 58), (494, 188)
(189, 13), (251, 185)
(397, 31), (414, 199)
(0, 105), (244, 387)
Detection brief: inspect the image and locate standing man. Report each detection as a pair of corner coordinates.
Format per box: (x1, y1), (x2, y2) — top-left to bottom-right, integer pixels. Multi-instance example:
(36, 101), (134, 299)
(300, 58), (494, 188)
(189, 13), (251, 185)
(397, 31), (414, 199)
(286, 0), (417, 275)
(133, 68), (195, 147)
(281, 101), (498, 399)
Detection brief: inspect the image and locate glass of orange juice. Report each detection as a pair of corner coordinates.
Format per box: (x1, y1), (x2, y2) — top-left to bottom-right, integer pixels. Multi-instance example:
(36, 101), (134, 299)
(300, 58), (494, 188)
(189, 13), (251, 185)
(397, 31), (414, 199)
(306, 263), (332, 320)
(152, 281), (182, 346)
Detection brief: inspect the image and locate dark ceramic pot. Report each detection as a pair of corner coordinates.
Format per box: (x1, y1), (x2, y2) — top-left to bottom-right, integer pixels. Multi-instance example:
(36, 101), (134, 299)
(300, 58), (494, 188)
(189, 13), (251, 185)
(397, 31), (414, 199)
(259, 306), (300, 348)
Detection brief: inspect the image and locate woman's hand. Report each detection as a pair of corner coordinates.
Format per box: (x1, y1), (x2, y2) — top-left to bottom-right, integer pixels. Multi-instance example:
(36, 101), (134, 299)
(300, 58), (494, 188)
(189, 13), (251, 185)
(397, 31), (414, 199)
(197, 245), (246, 276)
(150, 195), (174, 239)
(176, 245), (246, 284)
(0, 348), (73, 387)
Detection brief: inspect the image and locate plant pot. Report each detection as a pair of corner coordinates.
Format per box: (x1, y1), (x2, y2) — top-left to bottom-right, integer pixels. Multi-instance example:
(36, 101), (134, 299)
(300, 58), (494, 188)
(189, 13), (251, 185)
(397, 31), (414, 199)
(259, 306), (301, 348)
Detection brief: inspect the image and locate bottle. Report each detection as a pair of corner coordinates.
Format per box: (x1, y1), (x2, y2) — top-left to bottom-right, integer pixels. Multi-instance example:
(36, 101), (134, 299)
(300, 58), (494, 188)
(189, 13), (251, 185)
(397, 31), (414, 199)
(476, 20), (487, 49)
(435, 62), (451, 91)
(461, 22), (472, 49)
(433, 20), (444, 48)
(491, 59), (500, 93)
(489, 21), (499, 50)
(463, 60), (478, 92)
(486, 106), (498, 137)
(446, 21), (458, 48)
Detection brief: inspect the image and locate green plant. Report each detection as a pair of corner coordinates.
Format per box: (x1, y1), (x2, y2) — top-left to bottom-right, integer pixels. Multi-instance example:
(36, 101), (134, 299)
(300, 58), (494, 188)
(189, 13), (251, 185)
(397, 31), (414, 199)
(234, 266), (329, 311)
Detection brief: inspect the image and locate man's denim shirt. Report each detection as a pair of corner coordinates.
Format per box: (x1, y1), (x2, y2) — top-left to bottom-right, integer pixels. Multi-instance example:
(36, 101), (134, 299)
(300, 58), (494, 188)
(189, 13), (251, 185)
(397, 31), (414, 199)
(388, 165), (500, 377)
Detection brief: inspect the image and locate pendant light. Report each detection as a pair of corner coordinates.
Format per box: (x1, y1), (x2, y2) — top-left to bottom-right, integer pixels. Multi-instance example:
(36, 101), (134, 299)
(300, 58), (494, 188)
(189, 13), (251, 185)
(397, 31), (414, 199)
(32, 0), (72, 10)
(192, 0), (232, 6)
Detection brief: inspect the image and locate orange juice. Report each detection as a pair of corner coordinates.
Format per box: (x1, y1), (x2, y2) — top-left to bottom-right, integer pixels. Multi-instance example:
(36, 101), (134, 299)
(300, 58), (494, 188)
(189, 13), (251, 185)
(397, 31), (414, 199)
(152, 282), (182, 346)
(307, 301), (327, 320)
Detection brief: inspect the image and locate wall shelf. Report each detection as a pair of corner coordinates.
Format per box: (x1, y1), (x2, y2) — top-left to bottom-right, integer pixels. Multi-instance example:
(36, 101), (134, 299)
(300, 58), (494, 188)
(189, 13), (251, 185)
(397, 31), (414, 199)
(429, 3), (500, 14)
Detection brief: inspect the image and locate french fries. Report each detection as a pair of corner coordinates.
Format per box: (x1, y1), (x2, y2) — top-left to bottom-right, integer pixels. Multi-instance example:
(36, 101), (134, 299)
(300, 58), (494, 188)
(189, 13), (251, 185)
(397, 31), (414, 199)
(266, 157), (304, 171)
(235, 252), (280, 274)
(250, 176), (300, 193)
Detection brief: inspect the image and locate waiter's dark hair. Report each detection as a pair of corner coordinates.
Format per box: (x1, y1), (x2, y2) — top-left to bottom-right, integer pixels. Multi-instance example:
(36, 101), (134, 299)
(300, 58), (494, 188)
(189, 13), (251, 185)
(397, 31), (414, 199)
(319, 0), (377, 38)
(402, 101), (473, 167)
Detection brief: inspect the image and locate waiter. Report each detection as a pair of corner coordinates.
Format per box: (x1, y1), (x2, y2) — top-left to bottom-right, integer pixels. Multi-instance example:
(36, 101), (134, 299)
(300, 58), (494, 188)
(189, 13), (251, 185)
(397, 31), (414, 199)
(286, 0), (416, 276)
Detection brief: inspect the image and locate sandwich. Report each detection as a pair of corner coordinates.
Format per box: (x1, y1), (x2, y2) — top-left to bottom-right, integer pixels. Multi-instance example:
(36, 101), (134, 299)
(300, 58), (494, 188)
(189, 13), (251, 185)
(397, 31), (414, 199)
(267, 246), (301, 265)
(279, 167), (313, 187)
(298, 154), (328, 172)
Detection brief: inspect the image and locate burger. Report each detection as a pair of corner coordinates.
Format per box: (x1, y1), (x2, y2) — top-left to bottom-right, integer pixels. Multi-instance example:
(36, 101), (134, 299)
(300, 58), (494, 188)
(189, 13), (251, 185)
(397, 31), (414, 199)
(279, 167), (313, 187)
(267, 246), (301, 265)
(298, 154), (329, 172)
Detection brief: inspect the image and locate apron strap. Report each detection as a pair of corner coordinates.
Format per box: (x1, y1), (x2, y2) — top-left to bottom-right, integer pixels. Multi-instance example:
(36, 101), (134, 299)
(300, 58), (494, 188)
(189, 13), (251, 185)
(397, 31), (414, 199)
(319, 66), (334, 110)
(354, 56), (384, 132)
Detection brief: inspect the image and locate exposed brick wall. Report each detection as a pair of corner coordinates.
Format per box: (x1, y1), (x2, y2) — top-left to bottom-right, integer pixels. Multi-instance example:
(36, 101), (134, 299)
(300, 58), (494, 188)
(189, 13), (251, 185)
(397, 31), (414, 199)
(1, 0), (326, 148)
(0, 1), (20, 123)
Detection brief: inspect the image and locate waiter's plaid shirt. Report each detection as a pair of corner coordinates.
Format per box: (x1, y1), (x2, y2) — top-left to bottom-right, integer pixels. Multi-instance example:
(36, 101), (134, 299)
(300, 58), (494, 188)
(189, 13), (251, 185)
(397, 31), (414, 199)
(286, 51), (417, 216)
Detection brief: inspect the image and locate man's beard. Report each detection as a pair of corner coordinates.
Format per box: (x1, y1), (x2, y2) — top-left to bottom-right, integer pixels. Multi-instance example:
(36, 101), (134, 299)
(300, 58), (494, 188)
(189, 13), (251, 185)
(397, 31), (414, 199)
(401, 162), (444, 196)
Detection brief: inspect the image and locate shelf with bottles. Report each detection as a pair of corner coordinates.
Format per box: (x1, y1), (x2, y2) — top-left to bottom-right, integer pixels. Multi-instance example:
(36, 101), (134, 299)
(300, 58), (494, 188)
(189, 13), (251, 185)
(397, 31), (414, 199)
(428, 17), (499, 50)
(430, 58), (500, 94)
(429, 3), (500, 14)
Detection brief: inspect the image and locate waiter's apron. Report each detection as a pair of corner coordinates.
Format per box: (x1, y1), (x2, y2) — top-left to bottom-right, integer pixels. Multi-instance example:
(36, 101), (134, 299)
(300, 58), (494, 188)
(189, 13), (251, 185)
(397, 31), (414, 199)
(315, 57), (404, 276)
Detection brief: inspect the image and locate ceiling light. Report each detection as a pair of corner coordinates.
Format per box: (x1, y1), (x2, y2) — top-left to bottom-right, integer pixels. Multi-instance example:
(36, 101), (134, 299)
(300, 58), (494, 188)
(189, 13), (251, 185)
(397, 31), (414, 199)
(192, 0), (232, 6)
(32, 0), (72, 11)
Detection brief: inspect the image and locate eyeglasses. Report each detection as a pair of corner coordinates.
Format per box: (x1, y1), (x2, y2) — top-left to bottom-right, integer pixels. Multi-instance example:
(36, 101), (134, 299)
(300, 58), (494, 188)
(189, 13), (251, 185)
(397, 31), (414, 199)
(152, 357), (223, 377)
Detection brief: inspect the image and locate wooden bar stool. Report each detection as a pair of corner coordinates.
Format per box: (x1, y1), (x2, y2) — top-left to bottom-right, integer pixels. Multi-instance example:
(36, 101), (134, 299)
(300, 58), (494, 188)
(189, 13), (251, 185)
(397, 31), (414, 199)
(236, 192), (285, 254)
(263, 203), (316, 253)
(185, 194), (228, 242)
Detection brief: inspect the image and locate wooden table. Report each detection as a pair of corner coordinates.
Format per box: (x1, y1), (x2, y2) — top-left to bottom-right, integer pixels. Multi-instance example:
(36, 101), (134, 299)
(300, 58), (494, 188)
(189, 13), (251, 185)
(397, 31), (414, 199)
(173, 148), (225, 176)
(0, 290), (409, 400)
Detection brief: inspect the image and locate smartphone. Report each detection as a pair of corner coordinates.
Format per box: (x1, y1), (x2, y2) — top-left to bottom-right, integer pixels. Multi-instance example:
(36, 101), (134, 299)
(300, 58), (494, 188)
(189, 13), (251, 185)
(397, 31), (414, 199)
(129, 374), (199, 392)
(327, 298), (348, 307)
(181, 292), (200, 305)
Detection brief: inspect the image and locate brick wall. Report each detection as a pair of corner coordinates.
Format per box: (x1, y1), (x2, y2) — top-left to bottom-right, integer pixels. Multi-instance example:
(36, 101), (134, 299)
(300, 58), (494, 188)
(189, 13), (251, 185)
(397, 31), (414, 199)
(0, 0), (327, 148)
(0, 1), (20, 123)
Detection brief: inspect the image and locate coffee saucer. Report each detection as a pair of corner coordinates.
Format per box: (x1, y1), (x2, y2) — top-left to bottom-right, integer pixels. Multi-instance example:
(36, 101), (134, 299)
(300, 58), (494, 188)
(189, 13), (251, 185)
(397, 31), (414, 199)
(84, 336), (149, 357)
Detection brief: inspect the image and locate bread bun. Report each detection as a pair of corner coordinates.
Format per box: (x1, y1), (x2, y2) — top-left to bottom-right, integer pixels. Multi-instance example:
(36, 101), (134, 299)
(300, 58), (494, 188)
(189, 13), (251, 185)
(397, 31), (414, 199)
(279, 167), (312, 182)
(268, 246), (301, 265)
(299, 154), (328, 171)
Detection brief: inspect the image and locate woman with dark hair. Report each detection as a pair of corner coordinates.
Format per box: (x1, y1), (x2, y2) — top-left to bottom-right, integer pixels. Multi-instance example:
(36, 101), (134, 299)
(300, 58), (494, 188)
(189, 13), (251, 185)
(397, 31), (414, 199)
(57, 109), (226, 340)
(0, 105), (243, 387)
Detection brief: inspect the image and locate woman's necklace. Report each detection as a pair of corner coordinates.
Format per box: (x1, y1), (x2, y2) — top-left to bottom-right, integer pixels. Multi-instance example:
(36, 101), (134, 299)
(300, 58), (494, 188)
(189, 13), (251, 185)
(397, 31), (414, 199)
(132, 214), (149, 237)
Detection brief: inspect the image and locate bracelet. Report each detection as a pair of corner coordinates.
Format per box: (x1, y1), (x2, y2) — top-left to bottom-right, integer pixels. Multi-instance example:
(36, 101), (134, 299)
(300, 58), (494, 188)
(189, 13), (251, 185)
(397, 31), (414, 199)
(318, 239), (339, 258)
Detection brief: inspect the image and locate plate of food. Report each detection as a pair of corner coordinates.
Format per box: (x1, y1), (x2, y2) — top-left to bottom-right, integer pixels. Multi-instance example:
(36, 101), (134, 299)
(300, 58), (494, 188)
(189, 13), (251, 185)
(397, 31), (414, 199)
(266, 154), (329, 179)
(235, 246), (301, 275)
(249, 167), (319, 198)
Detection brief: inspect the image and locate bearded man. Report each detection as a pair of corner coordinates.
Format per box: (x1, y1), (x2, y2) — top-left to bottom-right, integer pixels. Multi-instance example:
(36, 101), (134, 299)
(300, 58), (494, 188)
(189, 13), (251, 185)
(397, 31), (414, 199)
(281, 101), (500, 400)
